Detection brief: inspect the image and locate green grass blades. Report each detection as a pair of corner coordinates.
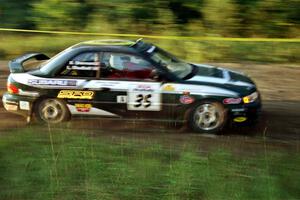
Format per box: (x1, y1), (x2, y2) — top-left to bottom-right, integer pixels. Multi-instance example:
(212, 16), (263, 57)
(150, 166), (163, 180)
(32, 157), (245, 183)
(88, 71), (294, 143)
(0, 128), (300, 200)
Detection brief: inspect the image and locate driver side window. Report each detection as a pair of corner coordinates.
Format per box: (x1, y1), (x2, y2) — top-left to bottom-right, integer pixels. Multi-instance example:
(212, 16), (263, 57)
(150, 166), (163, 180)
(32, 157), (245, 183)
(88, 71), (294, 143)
(100, 52), (156, 80)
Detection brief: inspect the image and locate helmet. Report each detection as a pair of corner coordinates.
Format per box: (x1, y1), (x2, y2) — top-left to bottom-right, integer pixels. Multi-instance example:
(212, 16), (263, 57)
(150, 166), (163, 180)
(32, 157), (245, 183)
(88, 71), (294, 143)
(109, 55), (124, 70)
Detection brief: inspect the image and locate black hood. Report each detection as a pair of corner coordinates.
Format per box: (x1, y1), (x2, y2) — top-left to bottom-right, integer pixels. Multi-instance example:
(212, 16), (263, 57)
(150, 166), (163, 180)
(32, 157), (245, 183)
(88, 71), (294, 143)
(184, 64), (257, 96)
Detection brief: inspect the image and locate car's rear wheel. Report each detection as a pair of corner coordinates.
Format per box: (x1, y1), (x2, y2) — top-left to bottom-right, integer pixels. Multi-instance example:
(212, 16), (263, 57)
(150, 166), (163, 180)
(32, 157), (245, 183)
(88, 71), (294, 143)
(189, 101), (227, 134)
(36, 98), (70, 124)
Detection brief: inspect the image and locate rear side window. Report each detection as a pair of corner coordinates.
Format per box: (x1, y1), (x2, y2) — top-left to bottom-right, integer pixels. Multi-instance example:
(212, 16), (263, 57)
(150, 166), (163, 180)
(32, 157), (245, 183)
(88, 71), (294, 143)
(59, 52), (100, 78)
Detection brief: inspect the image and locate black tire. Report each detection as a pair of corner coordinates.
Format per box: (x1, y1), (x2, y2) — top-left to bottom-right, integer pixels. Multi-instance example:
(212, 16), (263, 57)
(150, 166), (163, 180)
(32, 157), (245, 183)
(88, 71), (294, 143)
(189, 101), (227, 134)
(35, 98), (70, 124)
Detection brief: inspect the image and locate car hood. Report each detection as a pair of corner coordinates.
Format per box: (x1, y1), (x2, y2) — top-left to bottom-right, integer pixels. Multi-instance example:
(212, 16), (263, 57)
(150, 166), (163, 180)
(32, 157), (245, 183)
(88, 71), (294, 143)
(184, 64), (257, 96)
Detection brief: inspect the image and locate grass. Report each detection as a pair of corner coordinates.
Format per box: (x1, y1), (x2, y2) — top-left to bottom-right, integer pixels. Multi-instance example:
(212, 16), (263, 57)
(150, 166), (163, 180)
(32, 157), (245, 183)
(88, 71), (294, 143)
(0, 33), (299, 63)
(0, 127), (300, 200)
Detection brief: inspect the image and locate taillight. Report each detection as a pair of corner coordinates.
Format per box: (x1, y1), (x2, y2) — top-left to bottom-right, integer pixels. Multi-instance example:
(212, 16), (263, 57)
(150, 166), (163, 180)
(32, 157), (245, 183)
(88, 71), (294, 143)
(7, 83), (19, 94)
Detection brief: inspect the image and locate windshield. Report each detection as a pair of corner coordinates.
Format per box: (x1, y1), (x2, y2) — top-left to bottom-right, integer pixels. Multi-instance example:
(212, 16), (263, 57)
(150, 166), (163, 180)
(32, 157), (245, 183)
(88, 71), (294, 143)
(150, 47), (192, 79)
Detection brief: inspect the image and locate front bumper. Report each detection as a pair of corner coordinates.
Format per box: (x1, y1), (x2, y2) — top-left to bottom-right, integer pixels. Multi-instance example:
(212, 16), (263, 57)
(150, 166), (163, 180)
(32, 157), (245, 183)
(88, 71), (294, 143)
(228, 100), (262, 123)
(2, 93), (35, 117)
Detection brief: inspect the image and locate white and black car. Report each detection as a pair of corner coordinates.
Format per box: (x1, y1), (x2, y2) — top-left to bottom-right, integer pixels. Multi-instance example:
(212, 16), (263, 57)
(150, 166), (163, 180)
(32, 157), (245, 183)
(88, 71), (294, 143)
(2, 39), (261, 133)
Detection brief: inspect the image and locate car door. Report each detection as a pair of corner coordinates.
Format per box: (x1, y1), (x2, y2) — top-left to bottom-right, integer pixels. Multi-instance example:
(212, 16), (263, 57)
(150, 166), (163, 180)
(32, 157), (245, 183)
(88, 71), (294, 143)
(84, 52), (176, 120)
(55, 51), (104, 115)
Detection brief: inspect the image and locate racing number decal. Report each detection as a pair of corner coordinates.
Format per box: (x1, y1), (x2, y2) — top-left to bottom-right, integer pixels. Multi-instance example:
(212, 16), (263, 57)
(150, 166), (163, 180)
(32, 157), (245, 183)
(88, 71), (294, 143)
(134, 94), (152, 108)
(128, 83), (161, 111)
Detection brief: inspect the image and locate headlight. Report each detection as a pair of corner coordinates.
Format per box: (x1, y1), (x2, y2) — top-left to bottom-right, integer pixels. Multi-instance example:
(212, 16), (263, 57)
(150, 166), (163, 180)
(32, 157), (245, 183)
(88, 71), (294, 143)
(243, 92), (258, 103)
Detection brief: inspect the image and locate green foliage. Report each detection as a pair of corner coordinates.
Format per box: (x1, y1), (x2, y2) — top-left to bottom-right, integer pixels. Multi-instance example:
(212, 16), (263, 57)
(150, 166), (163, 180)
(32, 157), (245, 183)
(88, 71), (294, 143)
(0, 0), (299, 38)
(202, 0), (238, 36)
(32, 0), (93, 31)
(0, 0), (299, 62)
(0, 0), (36, 29)
(0, 128), (300, 199)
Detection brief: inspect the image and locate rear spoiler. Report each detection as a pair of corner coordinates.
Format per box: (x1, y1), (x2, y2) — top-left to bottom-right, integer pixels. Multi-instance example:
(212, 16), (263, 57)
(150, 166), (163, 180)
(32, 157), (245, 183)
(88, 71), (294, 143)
(8, 53), (50, 73)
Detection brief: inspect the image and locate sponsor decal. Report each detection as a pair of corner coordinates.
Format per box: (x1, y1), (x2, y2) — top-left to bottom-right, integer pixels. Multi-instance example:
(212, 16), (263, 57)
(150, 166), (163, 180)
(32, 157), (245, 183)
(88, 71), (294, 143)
(163, 84), (175, 91)
(133, 84), (154, 92)
(67, 61), (100, 71)
(231, 108), (245, 112)
(117, 95), (127, 103)
(67, 104), (118, 116)
(179, 95), (194, 104)
(19, 101), (30, 110)
(67, 66), (100, 71)
(71, 71), (78, 76)
(75, 103), (92, 112)
(223, 98), (242, 104)
(233, 116), (247, 123)
(57, 90), (94, 100)
(28, 79), (77, 86)
(94, 81), (120, 87)
(69, 61), (99, 66)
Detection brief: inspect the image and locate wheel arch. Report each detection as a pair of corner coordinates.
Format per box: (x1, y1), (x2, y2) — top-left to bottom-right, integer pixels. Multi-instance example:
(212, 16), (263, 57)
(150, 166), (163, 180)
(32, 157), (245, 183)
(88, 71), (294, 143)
(183, 97), (229, 133)
(32, 96), (71, 122)
(183, 97), (225, 121)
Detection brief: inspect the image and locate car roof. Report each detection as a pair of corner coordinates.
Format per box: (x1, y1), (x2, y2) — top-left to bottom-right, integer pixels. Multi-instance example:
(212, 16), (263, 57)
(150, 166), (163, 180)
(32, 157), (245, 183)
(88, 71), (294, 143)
(75, 39), (135, 47)
(71, 39), (153, 53)
(36, 39), (155, 76)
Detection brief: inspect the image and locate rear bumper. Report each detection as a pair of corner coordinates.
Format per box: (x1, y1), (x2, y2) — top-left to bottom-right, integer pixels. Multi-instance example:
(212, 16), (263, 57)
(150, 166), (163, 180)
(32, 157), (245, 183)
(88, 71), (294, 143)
(2, 93), (35, 117)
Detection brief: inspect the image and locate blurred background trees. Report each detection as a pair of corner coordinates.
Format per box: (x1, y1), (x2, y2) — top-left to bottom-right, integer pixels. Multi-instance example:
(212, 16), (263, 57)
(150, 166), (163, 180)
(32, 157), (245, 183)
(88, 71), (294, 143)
(0, 0), (299, 62)
(0, 0), (299, 38)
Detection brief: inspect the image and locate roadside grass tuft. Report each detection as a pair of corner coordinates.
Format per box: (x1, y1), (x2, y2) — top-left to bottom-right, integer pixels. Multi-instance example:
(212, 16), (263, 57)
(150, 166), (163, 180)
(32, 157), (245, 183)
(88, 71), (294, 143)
(0, 128), (300, 200)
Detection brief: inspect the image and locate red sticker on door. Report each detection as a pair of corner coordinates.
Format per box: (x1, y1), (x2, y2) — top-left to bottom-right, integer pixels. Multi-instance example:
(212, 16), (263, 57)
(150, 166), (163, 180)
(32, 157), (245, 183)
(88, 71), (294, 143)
(179, 95), (194, 104)
(75, 104), (91, 112)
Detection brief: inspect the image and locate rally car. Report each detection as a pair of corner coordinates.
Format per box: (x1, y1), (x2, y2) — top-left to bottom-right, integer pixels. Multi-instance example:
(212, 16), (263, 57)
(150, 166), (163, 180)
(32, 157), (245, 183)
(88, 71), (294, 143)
(2, 39), (261, 133)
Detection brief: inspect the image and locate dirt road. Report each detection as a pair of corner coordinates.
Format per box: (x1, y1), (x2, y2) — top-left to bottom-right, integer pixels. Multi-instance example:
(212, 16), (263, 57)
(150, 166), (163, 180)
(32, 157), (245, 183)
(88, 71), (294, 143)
(0, 61), (299, 148)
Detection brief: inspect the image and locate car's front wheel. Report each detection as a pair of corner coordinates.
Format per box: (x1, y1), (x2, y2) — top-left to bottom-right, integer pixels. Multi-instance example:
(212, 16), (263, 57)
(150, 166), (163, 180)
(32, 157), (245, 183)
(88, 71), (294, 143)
(189, 101), (227, 134)
(35, 98), (70, 124)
